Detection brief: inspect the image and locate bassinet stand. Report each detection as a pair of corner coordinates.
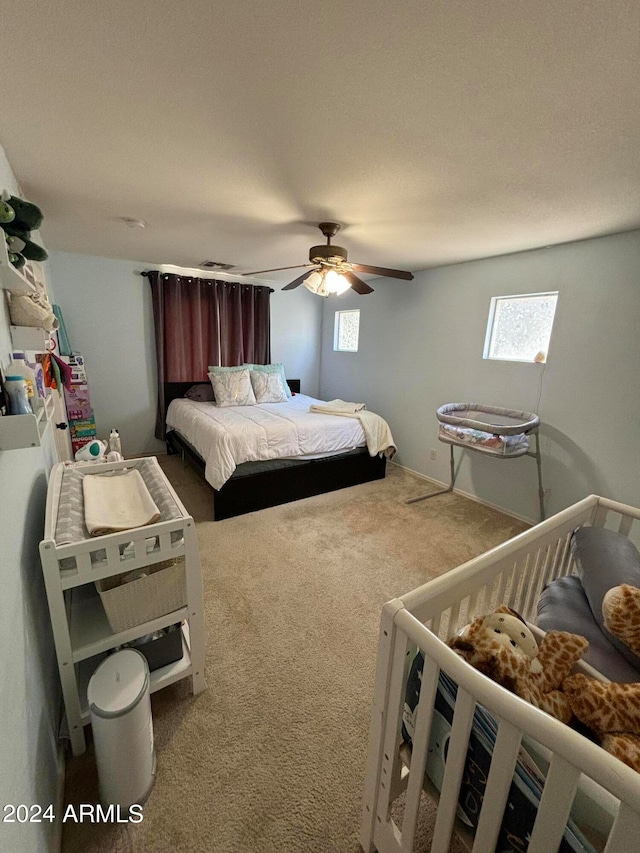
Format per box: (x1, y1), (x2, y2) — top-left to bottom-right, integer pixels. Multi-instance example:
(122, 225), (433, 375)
(407, 403), (545, 521)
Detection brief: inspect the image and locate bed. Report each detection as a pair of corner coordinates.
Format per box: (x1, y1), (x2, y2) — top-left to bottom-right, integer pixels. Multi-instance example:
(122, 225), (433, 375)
(164, 381), (387, 520)
(361, 495), (640, 853)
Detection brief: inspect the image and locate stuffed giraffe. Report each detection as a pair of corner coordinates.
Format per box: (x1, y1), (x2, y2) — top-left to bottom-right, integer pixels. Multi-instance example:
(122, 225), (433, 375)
(563, 584), (640, 773)
(449, 606), (588, 723)
(602, 583), (640, 656)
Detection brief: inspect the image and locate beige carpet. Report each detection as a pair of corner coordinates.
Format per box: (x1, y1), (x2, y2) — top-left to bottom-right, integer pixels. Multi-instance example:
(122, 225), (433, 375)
(62, 460), (526, 853)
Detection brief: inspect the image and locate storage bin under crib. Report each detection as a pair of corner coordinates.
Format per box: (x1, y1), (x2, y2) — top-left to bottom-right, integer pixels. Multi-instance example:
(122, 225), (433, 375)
(360, 495), (640, 853)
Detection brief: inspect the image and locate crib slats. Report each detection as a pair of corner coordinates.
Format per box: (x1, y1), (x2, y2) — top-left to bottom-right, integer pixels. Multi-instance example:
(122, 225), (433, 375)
(494, 569), (510, 611)
(604, 802), (640, 853)
(401, 657), (440, 850)
(552, 532), (572, 581)
(430, 687), (476, 853)
(466, 588), (479, 622)
(376, 629), (411, 826)
(471, 720), (521, 853)
(617, 515), (633, 537)
(523, 547), (543, 618)
(527, 754), (580, 853)
(428, 611), (441, 638)
(447, 600), (461, 638)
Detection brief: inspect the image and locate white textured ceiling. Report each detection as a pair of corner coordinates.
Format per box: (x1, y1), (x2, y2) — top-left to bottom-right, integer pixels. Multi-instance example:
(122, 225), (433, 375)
(1, 1), (639, 282)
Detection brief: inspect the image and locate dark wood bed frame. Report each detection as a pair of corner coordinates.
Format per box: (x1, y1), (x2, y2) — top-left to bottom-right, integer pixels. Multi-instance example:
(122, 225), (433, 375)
(164, 380), (386, 520)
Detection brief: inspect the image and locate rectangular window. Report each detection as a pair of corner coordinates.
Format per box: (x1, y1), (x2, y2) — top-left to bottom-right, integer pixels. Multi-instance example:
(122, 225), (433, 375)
(334, 309), (360, 352)
(483, 292), (558, 363)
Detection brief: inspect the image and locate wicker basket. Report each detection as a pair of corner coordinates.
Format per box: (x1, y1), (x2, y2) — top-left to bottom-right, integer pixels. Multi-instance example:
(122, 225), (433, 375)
(96, 559), (187, 633)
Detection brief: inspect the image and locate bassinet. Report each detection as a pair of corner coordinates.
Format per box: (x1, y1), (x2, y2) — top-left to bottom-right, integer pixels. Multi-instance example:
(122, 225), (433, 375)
(360, 495), (640, 853)
(407, 403), (545, 520)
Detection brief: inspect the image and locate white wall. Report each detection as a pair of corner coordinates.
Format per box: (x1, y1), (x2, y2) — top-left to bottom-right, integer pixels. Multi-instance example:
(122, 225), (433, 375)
(48, 252), (324, 456)
(320, 230), (640, 521)
(0, 144), (60, 853)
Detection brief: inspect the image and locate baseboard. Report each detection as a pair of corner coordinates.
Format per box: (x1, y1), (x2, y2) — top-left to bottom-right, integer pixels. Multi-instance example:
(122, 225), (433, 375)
(390, 460), (534, 525)
(53, 742), (66, 852)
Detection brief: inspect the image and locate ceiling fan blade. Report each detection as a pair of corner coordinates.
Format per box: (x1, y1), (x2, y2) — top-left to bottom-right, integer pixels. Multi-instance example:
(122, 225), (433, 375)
(282, 269), (317, 291)
(242, 263), (315, 276)
(351, 263), (414, 281)
(344, 272), (374, 295)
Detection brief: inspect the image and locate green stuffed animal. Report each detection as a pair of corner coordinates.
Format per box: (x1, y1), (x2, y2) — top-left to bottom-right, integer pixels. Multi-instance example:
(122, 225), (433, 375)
(0, 191), (47, 267)
(0, 197), (15, 224)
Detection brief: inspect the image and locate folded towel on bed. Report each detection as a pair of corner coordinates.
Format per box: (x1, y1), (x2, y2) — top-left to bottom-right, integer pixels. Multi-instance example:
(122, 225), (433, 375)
(82, 469), (161, 537)
(310, 401), (397, 459)
(309, 399), (366, 414)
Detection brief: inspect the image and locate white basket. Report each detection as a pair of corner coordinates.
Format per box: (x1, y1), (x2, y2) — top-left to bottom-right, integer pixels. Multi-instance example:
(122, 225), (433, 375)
(96, 559), (186, 633)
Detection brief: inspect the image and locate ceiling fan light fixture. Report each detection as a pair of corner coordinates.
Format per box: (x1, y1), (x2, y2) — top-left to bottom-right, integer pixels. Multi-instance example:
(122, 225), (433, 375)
(303, 270), (326, 295)
(325, 269), (350, 295)
(247, 222), (414, 294)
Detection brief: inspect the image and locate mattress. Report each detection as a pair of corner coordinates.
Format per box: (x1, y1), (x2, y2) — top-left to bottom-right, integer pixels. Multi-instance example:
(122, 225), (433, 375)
(166, 393), (367, 490)
(438, 423), (530, 456)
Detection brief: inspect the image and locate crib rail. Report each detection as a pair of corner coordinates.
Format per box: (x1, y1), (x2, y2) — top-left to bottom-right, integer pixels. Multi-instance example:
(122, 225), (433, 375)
(361, 495), (640, 853)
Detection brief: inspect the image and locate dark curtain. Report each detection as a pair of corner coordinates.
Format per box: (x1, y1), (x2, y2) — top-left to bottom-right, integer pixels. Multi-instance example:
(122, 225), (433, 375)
(148, 271), (271, 439)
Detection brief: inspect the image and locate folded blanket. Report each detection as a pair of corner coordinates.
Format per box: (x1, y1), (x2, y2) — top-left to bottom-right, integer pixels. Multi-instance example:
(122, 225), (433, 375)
(309, 399), (366, 414)
(83, 469), (161, 537)
(310, 401), (397, 459)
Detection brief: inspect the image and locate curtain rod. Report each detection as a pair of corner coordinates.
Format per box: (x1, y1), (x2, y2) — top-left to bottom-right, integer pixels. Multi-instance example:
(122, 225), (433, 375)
(138, 270), (273, 292)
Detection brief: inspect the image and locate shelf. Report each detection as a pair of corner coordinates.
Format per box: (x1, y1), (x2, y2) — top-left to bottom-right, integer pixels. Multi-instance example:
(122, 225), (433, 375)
(77, 623), (192, 723)
(0, 233), (36, 294)
(10, 325), (51, 353)
(0, 393), (54, 450)
(68, 582), (189, 663)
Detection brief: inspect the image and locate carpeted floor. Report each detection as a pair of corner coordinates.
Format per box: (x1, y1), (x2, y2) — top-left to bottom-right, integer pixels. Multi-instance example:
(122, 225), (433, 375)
(62, 459), (526, 853)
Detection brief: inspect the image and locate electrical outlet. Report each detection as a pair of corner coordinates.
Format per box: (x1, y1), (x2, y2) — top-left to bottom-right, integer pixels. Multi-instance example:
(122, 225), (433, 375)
(430, 449), (437, 461)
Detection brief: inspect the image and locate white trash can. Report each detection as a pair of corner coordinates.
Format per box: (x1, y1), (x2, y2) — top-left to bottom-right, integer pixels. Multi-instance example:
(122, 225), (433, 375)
(88, 648), (156, 808)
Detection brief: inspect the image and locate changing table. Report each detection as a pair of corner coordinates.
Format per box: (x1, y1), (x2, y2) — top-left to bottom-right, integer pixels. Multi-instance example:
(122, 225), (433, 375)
(39, 456), (206, 756)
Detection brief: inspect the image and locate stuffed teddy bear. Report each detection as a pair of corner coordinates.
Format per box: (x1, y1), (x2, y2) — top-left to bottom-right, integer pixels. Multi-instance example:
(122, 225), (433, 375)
(449, 605), (589, 723)
(563, 583), (640, 772)
(8, 277), (58, 331)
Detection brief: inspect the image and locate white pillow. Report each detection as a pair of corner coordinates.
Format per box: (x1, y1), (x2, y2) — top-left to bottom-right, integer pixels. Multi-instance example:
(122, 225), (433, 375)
(250, 370), (288, 403)
(208, 368), (256, 407)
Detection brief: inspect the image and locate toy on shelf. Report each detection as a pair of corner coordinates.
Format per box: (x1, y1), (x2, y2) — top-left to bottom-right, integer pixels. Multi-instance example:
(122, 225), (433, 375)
(9, 276), (59, 331)
(0, 191), (47, 270)
(74, 439), (107, 463)
(0, 190), (57, 326)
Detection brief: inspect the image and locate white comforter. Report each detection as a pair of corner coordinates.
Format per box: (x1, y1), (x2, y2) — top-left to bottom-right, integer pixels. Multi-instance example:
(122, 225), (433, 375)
(166, 393), (368, 490)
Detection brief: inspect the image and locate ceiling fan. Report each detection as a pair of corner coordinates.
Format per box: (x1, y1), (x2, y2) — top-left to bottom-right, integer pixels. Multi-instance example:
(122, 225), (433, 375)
(242, 222), (414, 296)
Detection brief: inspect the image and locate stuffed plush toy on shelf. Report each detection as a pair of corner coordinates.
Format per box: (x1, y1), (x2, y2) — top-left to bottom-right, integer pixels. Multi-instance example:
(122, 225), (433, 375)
(0, 190), (57, 330)
(0, 190), (48, 270)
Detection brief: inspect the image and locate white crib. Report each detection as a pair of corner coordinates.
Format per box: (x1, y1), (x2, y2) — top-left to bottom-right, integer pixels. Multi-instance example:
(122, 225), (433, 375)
(360, 495), (640, 853)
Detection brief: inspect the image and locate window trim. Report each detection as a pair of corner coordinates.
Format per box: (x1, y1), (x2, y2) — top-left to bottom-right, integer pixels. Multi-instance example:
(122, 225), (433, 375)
(333, 308), (360, 353)
(483, 291), (558, 364)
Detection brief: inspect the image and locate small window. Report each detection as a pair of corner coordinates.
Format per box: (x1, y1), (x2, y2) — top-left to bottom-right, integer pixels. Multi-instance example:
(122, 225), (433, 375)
(483, 292), (558, 363)
(334, 309), (360, 352)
